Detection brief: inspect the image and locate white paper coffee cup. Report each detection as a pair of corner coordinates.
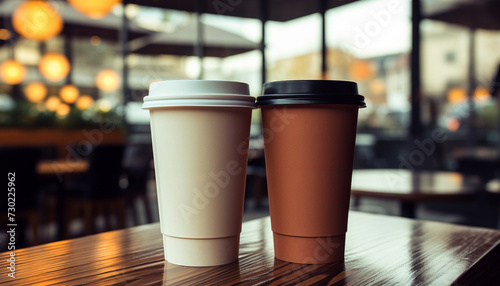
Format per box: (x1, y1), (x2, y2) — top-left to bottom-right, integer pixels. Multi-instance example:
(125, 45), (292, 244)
(143, 80), (254, 266)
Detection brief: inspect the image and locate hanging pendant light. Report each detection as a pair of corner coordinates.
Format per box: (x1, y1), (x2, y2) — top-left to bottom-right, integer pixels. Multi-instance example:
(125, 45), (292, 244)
(25, 82), (48, 103)
(68, 0), (122, 19)
(45, 95), (61, 112)
(60, 84), (80, 104)
(0, 60), (26, 85)
(39, 53), (70, 82)
(96, 69), (120, 92)
(56, 103), (71, 118)
(76, 95), (94, 110)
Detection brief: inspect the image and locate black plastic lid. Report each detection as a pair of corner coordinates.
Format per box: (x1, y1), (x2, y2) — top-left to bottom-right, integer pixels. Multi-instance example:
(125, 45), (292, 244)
(257, 80), (366, 107)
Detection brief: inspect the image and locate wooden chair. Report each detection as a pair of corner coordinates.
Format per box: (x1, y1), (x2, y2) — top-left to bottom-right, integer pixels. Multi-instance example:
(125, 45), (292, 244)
(486, 179), (500, 229)
(0, 147), (42, 247)
(122, 143), (154, 225)
(63, 144), (126, 237)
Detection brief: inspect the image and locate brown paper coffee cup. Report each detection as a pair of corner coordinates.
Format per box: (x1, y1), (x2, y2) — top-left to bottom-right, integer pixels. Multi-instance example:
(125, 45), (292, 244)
(257, 80), (366, 264)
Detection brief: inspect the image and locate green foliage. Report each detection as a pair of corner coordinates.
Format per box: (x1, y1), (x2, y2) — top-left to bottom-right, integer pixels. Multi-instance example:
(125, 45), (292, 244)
(0, 100), (127, 132)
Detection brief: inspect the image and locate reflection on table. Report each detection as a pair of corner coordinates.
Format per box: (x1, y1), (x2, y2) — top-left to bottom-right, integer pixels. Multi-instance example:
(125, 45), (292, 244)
(351, 169), (481, 218)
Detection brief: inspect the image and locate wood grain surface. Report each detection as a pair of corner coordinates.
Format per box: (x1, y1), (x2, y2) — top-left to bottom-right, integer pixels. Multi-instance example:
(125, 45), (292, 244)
(351, 169), (481, 201)
(1, 211), (499, 285)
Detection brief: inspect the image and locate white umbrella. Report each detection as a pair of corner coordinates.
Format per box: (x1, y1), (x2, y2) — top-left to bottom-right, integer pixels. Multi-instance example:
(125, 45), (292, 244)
(127, 22), (258, 57)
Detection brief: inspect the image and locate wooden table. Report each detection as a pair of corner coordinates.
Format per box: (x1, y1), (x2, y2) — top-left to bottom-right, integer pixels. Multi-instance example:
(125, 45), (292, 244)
(351, 169), (481, 218)
(1, 212), (499, 285)
(451, 147), (500, 181)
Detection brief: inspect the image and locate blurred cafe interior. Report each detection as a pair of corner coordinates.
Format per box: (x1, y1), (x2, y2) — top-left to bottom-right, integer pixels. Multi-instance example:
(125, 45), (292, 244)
(1, 0), (500, 251)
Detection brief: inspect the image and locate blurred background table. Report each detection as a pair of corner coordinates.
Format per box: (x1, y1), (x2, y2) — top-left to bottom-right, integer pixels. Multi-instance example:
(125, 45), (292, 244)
(451, 147), (500, 183)
(351, 169), (481, 218)
(451, 146), (499, 159)
(37, 160), (89, 175)
(1, 211), (499, 285)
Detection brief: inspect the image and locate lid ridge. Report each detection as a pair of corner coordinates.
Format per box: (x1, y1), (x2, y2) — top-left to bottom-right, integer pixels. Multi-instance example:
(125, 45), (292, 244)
(257, 80), (366, 107)
(143, 80), (255, 109)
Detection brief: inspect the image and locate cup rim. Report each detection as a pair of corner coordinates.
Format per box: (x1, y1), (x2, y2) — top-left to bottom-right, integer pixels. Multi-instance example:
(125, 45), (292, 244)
(142, 97), (256, 109)
(256, 94), (366, 107)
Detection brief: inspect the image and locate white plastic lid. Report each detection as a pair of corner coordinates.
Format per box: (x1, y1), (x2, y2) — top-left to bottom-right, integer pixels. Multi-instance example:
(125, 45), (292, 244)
(142, 80), (255, 109)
